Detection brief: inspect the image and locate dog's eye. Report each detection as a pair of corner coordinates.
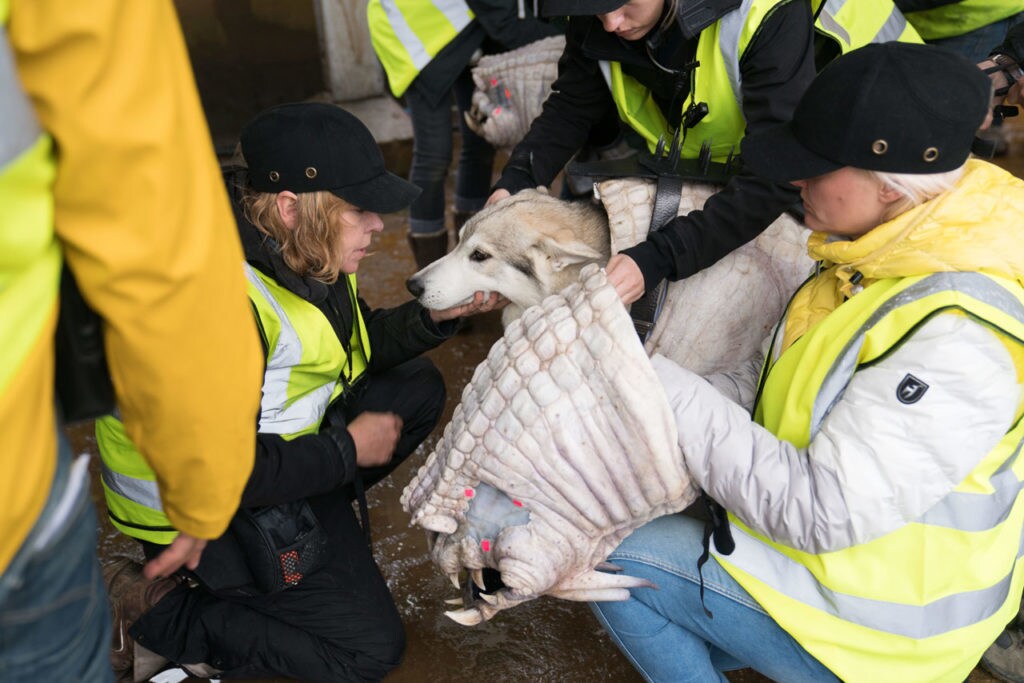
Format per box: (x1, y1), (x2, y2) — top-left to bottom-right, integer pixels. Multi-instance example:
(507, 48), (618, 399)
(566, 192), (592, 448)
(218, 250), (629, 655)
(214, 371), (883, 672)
(469, 249), (491, 262)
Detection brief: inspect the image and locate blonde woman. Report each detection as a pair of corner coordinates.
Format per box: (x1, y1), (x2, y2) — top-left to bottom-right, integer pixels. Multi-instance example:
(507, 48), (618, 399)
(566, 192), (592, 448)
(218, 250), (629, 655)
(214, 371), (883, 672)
(99, 102), (501, 682)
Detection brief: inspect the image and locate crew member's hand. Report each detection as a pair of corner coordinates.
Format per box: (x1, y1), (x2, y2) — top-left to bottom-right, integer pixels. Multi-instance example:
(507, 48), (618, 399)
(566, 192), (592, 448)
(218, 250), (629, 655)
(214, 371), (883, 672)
(486, 188), (511, 206)
(144, 532), (207, 580)
(429, 291), (507, 322)
(348, 411), (402, 468)
(605, 254), (645, 305)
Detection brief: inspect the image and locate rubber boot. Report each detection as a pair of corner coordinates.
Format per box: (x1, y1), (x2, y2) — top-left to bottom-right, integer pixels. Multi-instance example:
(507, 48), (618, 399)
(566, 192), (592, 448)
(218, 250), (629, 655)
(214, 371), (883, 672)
(407, 228), (449, 270)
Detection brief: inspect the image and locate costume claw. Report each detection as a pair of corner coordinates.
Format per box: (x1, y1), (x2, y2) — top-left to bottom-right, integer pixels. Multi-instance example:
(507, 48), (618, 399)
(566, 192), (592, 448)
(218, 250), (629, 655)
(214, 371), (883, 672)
(445, 608), (484, 626)
(595, 561), (623, 572)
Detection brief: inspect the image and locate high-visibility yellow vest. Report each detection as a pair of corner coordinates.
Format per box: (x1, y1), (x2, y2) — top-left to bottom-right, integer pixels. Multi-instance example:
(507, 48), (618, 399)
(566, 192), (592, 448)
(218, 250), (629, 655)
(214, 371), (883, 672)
(717, 271), (1024, 683)
(367, 0), (475, 98)
(97, 263), (371, 543)
(813, 0), (922, 53)
(0, 0), (63, 572)
(605, 0), (920, 161)
(903, 0), (1024, 40)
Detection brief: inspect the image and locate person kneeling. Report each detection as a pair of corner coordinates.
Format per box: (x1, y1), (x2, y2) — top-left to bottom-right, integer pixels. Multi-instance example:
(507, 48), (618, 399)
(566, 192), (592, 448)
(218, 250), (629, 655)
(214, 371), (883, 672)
(591, 43), (1024, 683)
(97, 102), (502, 682)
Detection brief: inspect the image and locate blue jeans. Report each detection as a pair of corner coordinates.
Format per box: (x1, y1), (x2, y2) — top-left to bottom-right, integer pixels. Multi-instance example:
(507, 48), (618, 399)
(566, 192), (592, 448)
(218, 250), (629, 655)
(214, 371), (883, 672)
(590, 514), (838, 683)
(0, 432), (113, 683)
(928, 12), (1024, 62)
(405, 68), (496, 234)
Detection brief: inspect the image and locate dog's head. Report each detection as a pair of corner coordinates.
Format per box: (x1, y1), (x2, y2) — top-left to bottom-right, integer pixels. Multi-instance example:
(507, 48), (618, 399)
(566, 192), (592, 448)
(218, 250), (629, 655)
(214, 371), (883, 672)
(406, 190), (608, 313)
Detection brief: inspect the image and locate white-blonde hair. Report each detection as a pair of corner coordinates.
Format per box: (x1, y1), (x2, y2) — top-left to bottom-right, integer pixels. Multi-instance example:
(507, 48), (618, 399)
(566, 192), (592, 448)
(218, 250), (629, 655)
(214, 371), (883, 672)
(867, 164), (966, 222)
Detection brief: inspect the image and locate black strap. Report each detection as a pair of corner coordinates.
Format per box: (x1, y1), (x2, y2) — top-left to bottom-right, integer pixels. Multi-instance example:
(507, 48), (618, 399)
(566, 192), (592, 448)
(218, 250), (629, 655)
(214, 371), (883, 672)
(353, 472), (372, 547)
(695, 492), (736, 619)
(696, 515), (716, 619)
(812, 0), (827, 24)
(629, 174), (684, 341)
(649, 174), (685, 231)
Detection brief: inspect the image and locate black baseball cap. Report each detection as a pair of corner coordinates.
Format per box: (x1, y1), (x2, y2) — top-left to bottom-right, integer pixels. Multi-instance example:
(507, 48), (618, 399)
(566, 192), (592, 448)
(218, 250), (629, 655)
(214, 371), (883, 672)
(742, 42), (991, 182)
(542, 0), (625, 16)
(240, 102), (420, 214)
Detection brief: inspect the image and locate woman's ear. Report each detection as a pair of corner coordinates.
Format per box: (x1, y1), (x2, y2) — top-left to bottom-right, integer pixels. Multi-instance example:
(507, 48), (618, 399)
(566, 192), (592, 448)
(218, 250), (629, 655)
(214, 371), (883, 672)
(878, 183), (903, 206)
(275, 191), (299, 230)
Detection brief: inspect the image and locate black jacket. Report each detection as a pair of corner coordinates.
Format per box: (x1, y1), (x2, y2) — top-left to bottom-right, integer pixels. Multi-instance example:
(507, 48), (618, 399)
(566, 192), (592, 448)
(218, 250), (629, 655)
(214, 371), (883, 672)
(494, 0), (815, 291)
(411, 0), (562, 106)
(993, 22), (1024, 61)
(224, 166), (456, 508)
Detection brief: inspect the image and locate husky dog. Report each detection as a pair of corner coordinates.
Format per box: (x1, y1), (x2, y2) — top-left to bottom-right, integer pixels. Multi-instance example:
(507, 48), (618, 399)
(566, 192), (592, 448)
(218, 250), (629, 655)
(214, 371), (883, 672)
(407, 180), (812, 376)
(405, 189), (610, 325)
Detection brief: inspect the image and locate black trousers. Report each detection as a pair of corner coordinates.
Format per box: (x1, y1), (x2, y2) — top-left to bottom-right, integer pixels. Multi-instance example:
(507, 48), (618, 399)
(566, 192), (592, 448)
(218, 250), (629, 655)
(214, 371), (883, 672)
(134, 358), (446, 682)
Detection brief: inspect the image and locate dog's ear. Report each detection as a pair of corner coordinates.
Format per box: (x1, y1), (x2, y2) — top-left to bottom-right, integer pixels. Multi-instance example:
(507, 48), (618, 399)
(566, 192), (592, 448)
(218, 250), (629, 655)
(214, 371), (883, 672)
(538, 232), (604, 272)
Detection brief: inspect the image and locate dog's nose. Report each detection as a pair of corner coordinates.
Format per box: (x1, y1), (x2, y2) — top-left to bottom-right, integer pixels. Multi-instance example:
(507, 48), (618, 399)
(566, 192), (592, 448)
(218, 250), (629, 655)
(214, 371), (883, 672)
(406, 277), (424, 298)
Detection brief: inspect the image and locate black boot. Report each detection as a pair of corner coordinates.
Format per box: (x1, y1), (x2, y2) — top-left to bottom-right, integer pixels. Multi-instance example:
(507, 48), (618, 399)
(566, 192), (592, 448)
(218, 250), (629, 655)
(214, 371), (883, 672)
(407, 229), (449, 270)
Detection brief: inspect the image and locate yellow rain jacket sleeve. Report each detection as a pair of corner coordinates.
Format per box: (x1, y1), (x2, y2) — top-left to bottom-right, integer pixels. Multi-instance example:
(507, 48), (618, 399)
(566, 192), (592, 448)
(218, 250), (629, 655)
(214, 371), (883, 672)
(9, 0), (262, 541)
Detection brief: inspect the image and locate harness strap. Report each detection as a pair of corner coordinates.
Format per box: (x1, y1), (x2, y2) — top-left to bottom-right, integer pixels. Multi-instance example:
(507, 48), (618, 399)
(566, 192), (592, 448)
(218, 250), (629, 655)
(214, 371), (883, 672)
(629, 173), (683, 342)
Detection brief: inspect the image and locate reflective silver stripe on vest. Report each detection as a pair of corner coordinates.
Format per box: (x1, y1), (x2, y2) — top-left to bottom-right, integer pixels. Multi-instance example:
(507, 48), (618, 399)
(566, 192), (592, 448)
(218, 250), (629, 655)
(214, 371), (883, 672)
(818, 0), (909, 46)
(99, 459), (165, 512)
(817, 0), (852, 46)
(0, 28), (42, 170)
(245, 264), (336, 435)
(727, 521), (1024, 638)
(717, 0), (756, 107)
(377, 0), (473, 72)
(875, 4), (909, 42)
(728, 272), (1024, 638)
(811, 272), (1024, 440)
(921, 438), (1024, 531)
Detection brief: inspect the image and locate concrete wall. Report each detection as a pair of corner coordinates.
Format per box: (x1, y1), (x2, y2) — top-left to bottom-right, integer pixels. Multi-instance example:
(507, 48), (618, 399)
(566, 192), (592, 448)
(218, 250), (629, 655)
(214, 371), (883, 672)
(314, 0), (387, 101)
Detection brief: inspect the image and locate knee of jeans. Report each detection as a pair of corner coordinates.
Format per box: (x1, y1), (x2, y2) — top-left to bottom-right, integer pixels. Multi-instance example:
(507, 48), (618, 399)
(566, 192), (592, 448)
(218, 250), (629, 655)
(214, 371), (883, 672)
(591, 594), (673, 639)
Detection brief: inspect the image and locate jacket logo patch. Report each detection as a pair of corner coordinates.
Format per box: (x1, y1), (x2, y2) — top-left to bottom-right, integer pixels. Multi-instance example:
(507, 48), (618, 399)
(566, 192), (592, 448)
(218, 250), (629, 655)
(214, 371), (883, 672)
(896, 374), (929, 405)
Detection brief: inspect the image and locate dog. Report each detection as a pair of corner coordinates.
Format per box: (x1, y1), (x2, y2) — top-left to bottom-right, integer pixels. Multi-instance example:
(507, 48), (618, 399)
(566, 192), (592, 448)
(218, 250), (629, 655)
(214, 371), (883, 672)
(405, 189), (610, 326)
(407, 180), (813, 377)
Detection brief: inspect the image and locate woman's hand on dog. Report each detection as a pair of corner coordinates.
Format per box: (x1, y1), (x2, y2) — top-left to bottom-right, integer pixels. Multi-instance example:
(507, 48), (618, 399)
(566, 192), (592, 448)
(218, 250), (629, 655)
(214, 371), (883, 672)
(429, 291), (507, 322)
(605, 254), (645, 305)
(486, 188), (511, 206)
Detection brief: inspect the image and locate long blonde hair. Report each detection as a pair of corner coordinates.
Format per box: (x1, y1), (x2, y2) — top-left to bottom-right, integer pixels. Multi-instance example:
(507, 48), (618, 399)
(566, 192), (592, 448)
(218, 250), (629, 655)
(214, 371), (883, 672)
(244, 189), (349, 284)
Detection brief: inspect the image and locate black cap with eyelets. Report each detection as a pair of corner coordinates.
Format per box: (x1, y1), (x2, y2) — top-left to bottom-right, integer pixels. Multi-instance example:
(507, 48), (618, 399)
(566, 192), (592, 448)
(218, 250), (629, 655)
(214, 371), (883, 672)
(540, 0), (625, 16)
(742, 42), (992, 181)
(240, 102), (420, 214)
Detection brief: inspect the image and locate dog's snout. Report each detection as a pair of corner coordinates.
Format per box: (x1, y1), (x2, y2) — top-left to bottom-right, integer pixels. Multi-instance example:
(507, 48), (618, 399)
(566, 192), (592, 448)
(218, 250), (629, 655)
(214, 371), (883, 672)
(406, 276), (424, 298)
